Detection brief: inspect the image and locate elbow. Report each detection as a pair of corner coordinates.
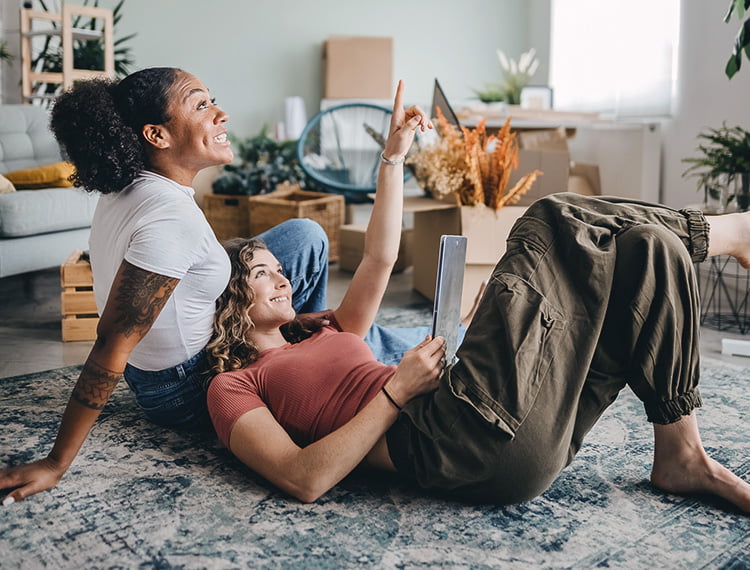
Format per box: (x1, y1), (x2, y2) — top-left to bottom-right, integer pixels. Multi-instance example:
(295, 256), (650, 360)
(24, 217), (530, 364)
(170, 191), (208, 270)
(291, 483), (327, 504)
(287, 474), (335, 503)
(361, 252), (397, 272)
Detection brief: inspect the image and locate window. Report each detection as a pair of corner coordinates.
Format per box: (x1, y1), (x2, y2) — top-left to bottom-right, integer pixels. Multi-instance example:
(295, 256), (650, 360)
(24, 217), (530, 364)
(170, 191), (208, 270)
(549, 0), (680, 117)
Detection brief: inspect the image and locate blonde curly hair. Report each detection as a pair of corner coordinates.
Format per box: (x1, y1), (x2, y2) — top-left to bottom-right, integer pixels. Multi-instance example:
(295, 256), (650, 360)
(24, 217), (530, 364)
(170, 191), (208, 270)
(207, 238), (267, 374)
(207, 238), (314, 376)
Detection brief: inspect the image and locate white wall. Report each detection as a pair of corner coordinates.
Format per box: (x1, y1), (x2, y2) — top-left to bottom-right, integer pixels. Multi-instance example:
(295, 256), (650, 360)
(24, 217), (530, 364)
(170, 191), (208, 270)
(661, 1), (750, 207)
(3, 1), (749, 209)
(109, 0), (529, 138)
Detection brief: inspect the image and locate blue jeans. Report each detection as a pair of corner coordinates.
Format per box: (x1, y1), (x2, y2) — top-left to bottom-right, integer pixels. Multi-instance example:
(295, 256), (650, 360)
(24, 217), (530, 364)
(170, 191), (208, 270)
(124, 349), (212, 429)
(125, 218), (439, 427)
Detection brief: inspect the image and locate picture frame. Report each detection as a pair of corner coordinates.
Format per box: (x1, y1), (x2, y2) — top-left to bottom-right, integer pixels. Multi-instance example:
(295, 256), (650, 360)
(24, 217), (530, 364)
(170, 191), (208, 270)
(520, 86), (554, 110)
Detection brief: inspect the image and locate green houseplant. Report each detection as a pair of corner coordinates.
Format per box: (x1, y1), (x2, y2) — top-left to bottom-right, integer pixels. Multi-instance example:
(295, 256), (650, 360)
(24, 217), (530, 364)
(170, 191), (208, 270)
(212, 128), (311, 196)
(474, 48), (540, 105)
(682, 123), (750, 212)
(725, 0), (750, 78)
(32, 0), (135, 95)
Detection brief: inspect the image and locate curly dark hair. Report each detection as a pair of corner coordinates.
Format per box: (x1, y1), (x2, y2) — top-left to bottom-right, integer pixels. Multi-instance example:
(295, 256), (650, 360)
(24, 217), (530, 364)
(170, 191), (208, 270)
(49, 67), (180, 194)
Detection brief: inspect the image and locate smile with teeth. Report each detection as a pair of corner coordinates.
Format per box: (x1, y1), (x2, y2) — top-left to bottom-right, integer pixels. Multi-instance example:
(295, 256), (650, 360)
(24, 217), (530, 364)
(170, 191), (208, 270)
(214, 133), (228, 143)
(269, 296), (288, 303)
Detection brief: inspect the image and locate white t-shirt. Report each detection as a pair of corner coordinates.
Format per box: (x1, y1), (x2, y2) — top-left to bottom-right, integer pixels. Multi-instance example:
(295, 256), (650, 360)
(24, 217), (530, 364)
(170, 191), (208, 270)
(89, 170), (230, 370)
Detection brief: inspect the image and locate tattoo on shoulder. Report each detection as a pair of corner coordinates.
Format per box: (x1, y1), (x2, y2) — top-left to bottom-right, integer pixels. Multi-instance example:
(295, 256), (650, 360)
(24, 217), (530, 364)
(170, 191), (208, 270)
(114, 262), (179, 337)
(72, 360), (121, 410)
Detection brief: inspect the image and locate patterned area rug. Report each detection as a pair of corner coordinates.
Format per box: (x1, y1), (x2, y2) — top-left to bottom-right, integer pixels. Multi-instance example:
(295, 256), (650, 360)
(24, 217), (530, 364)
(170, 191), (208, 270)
(2, 305), (750, 569)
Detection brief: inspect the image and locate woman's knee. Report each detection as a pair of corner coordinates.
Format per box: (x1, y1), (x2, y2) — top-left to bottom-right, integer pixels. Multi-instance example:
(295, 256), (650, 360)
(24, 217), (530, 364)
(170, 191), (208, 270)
(618, 224), (692, 269)
(264, 218), (329, 266)
(284, 218), (328, 253)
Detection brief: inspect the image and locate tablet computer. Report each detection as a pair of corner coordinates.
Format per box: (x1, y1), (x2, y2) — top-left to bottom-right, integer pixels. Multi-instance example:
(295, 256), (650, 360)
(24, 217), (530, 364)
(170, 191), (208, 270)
(431, 235), (467, 367)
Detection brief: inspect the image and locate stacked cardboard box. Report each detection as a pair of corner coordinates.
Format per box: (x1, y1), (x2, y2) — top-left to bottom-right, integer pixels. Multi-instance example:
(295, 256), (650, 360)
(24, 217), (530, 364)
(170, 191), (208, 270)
(338, 224), (412, 273)
(323, 36), (393, 99)
(406, 197), (528, 316)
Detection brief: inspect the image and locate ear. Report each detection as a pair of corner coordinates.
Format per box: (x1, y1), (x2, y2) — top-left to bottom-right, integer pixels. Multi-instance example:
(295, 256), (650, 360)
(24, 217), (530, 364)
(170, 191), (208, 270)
(142, 124), (171, 150)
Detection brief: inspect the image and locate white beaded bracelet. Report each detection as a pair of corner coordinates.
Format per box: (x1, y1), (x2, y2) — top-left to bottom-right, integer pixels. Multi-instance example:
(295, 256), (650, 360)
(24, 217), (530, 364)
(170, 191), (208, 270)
(380, 151), (406, 165)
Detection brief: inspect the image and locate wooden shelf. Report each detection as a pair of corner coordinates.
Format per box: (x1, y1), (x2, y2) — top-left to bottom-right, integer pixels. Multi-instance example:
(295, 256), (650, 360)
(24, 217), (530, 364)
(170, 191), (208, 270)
(20, 5), (114, 102)
(22, 27), (104, 41)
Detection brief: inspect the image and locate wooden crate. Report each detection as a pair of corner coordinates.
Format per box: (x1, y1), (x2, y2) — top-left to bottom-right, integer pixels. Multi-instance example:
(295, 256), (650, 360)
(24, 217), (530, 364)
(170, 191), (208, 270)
(202, 194), (253, 241)
(60, 249), (99, 342)
(249, 186), (345, 261)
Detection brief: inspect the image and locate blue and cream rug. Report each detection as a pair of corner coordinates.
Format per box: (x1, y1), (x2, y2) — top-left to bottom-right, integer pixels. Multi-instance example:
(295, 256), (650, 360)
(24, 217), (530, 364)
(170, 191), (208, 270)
(2, 305), (750, 569)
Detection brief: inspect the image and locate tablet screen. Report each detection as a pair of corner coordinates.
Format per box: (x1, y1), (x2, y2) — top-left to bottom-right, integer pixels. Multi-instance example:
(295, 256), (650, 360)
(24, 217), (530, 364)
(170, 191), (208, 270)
(431, 235), (467, 367)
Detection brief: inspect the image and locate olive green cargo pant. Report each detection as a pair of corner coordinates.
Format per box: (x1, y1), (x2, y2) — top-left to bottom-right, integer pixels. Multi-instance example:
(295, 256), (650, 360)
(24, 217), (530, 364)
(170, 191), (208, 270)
(387, 193), (709, 504)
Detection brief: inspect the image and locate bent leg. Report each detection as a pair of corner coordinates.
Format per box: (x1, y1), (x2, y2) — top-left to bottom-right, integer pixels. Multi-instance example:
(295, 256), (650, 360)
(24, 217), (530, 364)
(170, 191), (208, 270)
(576, 224), (750, 512)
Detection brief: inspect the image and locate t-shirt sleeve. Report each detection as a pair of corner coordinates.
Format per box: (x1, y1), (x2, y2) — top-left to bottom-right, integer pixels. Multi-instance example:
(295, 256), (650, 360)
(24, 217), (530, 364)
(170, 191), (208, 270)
(125, 199), (209, 279)
(207, 370), (268, 447)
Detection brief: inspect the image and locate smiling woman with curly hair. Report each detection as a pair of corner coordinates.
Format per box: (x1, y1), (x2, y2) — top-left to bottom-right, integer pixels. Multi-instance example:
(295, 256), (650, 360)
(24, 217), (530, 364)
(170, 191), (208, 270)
(0, 67), (336, 506)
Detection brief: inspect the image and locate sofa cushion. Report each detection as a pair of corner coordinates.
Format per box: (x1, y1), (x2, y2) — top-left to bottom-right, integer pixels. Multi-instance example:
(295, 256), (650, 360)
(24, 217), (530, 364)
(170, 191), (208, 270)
(0, 188), (98, 238)
(0, 106), (63, 173)
(4, 161), (76, 189)
(0, 174), (15, 194)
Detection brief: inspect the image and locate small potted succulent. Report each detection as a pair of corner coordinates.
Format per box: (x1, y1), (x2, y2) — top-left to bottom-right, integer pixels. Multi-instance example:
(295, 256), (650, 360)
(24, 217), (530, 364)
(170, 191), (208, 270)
(682, 123), (750, 212)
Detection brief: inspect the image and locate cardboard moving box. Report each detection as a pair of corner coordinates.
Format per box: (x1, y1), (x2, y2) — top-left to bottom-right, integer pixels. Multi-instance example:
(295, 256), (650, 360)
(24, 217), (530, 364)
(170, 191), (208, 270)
(324, 36), (393, 99)
(339, 224), (412, 273)
(405, 196), (528, 317)
(509, 149), (570, 206)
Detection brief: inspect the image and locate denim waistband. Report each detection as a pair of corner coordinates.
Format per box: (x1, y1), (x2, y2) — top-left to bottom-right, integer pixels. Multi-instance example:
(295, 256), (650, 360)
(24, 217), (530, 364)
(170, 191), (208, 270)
(125, 349), (209, 381)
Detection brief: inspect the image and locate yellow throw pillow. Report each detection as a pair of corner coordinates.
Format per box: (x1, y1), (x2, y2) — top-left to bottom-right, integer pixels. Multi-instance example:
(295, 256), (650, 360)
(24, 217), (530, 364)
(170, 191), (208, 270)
(0, 173), (16, 194)
(3, 161), (76, 189)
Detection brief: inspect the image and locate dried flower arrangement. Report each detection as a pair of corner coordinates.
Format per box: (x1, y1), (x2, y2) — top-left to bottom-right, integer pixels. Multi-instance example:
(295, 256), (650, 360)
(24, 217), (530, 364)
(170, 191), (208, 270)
(407, 108), (541, 210)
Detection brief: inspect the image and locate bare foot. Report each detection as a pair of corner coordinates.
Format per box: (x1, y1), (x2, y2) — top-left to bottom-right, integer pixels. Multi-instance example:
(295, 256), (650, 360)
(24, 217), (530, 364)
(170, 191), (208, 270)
(711, 211), (750, 268)
(651, 412), (750, 512)
(651, 452), (750, 513)
(737, 210), (750, 269)
(461, 280), (488, 328)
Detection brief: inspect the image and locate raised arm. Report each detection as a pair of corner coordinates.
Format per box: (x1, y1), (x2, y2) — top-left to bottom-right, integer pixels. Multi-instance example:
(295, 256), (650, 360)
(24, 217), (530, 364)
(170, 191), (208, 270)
(226, 335), (445, 503)
(0, 261), (179, 506)
(333, 81), (432, 336)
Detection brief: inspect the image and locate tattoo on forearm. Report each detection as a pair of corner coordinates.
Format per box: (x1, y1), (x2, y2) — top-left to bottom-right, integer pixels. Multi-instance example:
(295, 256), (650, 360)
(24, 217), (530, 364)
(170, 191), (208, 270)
(114, 263), (179, 337)
(72, 361), (122, 410)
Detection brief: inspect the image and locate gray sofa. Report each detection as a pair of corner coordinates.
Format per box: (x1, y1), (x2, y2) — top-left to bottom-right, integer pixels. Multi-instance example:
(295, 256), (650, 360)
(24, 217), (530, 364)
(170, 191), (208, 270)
(0, 105), (98, 278)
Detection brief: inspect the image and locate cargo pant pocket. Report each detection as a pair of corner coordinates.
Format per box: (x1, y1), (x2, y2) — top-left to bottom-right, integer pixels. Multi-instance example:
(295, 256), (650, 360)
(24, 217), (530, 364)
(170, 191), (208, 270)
(449, 272), (566, 438)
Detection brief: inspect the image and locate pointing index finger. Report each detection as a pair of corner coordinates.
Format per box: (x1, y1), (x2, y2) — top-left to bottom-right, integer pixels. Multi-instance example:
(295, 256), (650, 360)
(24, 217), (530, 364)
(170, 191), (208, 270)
(392, 80), (405, 119)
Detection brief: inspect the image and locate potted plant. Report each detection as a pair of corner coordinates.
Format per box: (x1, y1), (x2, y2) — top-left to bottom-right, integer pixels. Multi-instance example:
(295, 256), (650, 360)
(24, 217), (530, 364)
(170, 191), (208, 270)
(682, 123), (750, 212)
(474, 48), (540, 106)
(30, 0), (135, 97)
(212, 127), (315, 196)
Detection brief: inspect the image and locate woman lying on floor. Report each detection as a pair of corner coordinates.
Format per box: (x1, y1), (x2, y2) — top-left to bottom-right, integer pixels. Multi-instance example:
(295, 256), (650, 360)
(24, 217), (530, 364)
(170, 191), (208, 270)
(205, 81), (750, 511)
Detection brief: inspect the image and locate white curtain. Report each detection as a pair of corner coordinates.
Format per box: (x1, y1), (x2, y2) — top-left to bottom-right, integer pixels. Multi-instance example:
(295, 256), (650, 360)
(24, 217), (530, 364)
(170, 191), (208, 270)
(549, 0), (680, 117)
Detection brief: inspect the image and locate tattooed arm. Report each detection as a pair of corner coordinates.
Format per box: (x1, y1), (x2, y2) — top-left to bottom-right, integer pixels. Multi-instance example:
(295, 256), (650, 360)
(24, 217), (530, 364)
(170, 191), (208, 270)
(0, 261), (179, 505)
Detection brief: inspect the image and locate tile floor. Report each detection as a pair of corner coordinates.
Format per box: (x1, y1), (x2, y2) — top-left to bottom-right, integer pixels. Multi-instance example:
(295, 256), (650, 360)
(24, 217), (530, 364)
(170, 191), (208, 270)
(1, 260), (749, 379)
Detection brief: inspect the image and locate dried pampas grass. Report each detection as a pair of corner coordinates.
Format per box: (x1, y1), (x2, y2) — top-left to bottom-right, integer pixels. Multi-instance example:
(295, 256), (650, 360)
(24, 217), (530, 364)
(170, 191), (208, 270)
(407, 108), (541, 210)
